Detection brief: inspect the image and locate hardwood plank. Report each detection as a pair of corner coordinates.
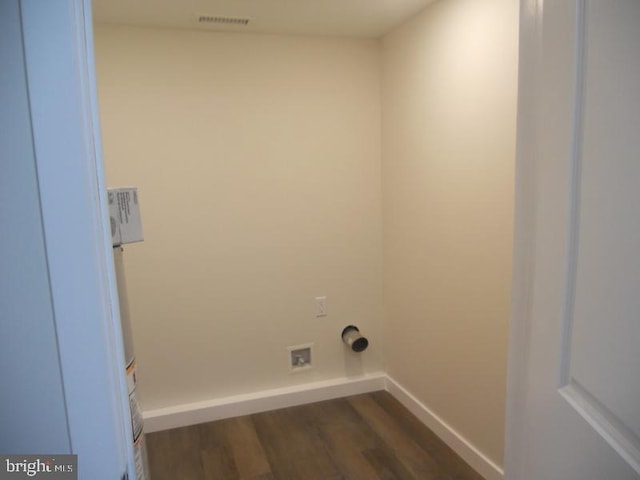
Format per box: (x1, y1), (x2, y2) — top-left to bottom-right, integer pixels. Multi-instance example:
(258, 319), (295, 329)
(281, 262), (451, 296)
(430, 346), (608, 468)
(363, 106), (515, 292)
(169, 425), (206, 479)
(370, 391), (485, 480)
(198, 418), (230, 450)
(348, 393), (445, 478)
(224, 416), (272, 478)
(251, 407), (342, 480)
(201, 445), (239, 480)
(363, 446), (418, 480)
(146, 430), (174, 480)
(318, 421), (381, 480)
(147, 425), (205, 479)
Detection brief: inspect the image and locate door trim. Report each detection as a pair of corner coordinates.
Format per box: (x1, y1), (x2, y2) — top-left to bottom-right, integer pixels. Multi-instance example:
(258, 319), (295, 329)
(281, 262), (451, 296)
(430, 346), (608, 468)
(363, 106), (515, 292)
(20, 0), (133, 477)
(504, 1), (543, 478)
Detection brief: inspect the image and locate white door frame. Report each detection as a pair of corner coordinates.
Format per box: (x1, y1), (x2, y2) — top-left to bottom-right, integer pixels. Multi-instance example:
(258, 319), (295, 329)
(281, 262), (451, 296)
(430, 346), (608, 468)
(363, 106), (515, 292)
(21, 0), (134, 478)
(504, 1), (542, 477)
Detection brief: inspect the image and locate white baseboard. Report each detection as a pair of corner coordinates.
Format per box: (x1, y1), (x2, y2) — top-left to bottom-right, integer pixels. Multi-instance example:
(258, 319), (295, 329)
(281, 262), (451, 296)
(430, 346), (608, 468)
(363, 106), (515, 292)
(143, 373), (503, 480)
(143, 372), (387, 433)
(385, 376), (504, 480)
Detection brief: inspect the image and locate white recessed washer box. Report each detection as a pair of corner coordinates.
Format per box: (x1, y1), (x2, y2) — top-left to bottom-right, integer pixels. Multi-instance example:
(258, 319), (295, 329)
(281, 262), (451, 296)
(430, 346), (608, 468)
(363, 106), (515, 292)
(287, 343), (315, 373)
(108, 187), (143, 246)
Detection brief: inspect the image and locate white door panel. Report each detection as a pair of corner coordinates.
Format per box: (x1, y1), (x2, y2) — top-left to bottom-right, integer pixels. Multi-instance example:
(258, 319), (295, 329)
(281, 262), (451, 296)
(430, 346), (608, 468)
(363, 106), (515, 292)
(507, 1), (640, 478)
(561, 0), (640, 464)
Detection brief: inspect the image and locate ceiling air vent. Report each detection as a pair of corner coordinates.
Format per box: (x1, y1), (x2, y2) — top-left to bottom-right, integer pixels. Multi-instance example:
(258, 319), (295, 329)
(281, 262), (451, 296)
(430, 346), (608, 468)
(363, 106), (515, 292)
(197, 15), (251, 26)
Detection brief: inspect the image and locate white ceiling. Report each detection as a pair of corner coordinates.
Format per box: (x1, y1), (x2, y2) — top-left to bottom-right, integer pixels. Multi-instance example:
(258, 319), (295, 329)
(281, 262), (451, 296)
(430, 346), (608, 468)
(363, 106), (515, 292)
(92, 0), (436, 38)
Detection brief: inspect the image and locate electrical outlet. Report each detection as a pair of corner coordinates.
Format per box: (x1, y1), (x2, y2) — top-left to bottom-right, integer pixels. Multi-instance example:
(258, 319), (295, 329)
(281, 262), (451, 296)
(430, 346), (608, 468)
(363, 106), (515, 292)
(315, 296), (327, 317)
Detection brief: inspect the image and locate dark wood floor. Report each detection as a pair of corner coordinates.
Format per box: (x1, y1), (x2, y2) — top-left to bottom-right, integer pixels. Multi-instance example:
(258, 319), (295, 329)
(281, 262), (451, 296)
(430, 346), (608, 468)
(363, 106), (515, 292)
(146, 390), (485, 480)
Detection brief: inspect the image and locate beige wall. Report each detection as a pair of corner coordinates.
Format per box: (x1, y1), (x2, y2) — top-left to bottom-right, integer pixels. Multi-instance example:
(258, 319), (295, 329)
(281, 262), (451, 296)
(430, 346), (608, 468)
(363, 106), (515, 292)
(95, 26), (384, 410)
(381, 0), (518, 466)
(96, 0), (518, 467)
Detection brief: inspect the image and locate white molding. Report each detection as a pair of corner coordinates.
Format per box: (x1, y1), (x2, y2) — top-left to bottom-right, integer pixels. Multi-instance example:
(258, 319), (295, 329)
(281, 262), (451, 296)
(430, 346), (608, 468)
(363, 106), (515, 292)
(143, 373), (387, 433)
(386, 376), (504, 480)
(504, 1), (544, 479)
